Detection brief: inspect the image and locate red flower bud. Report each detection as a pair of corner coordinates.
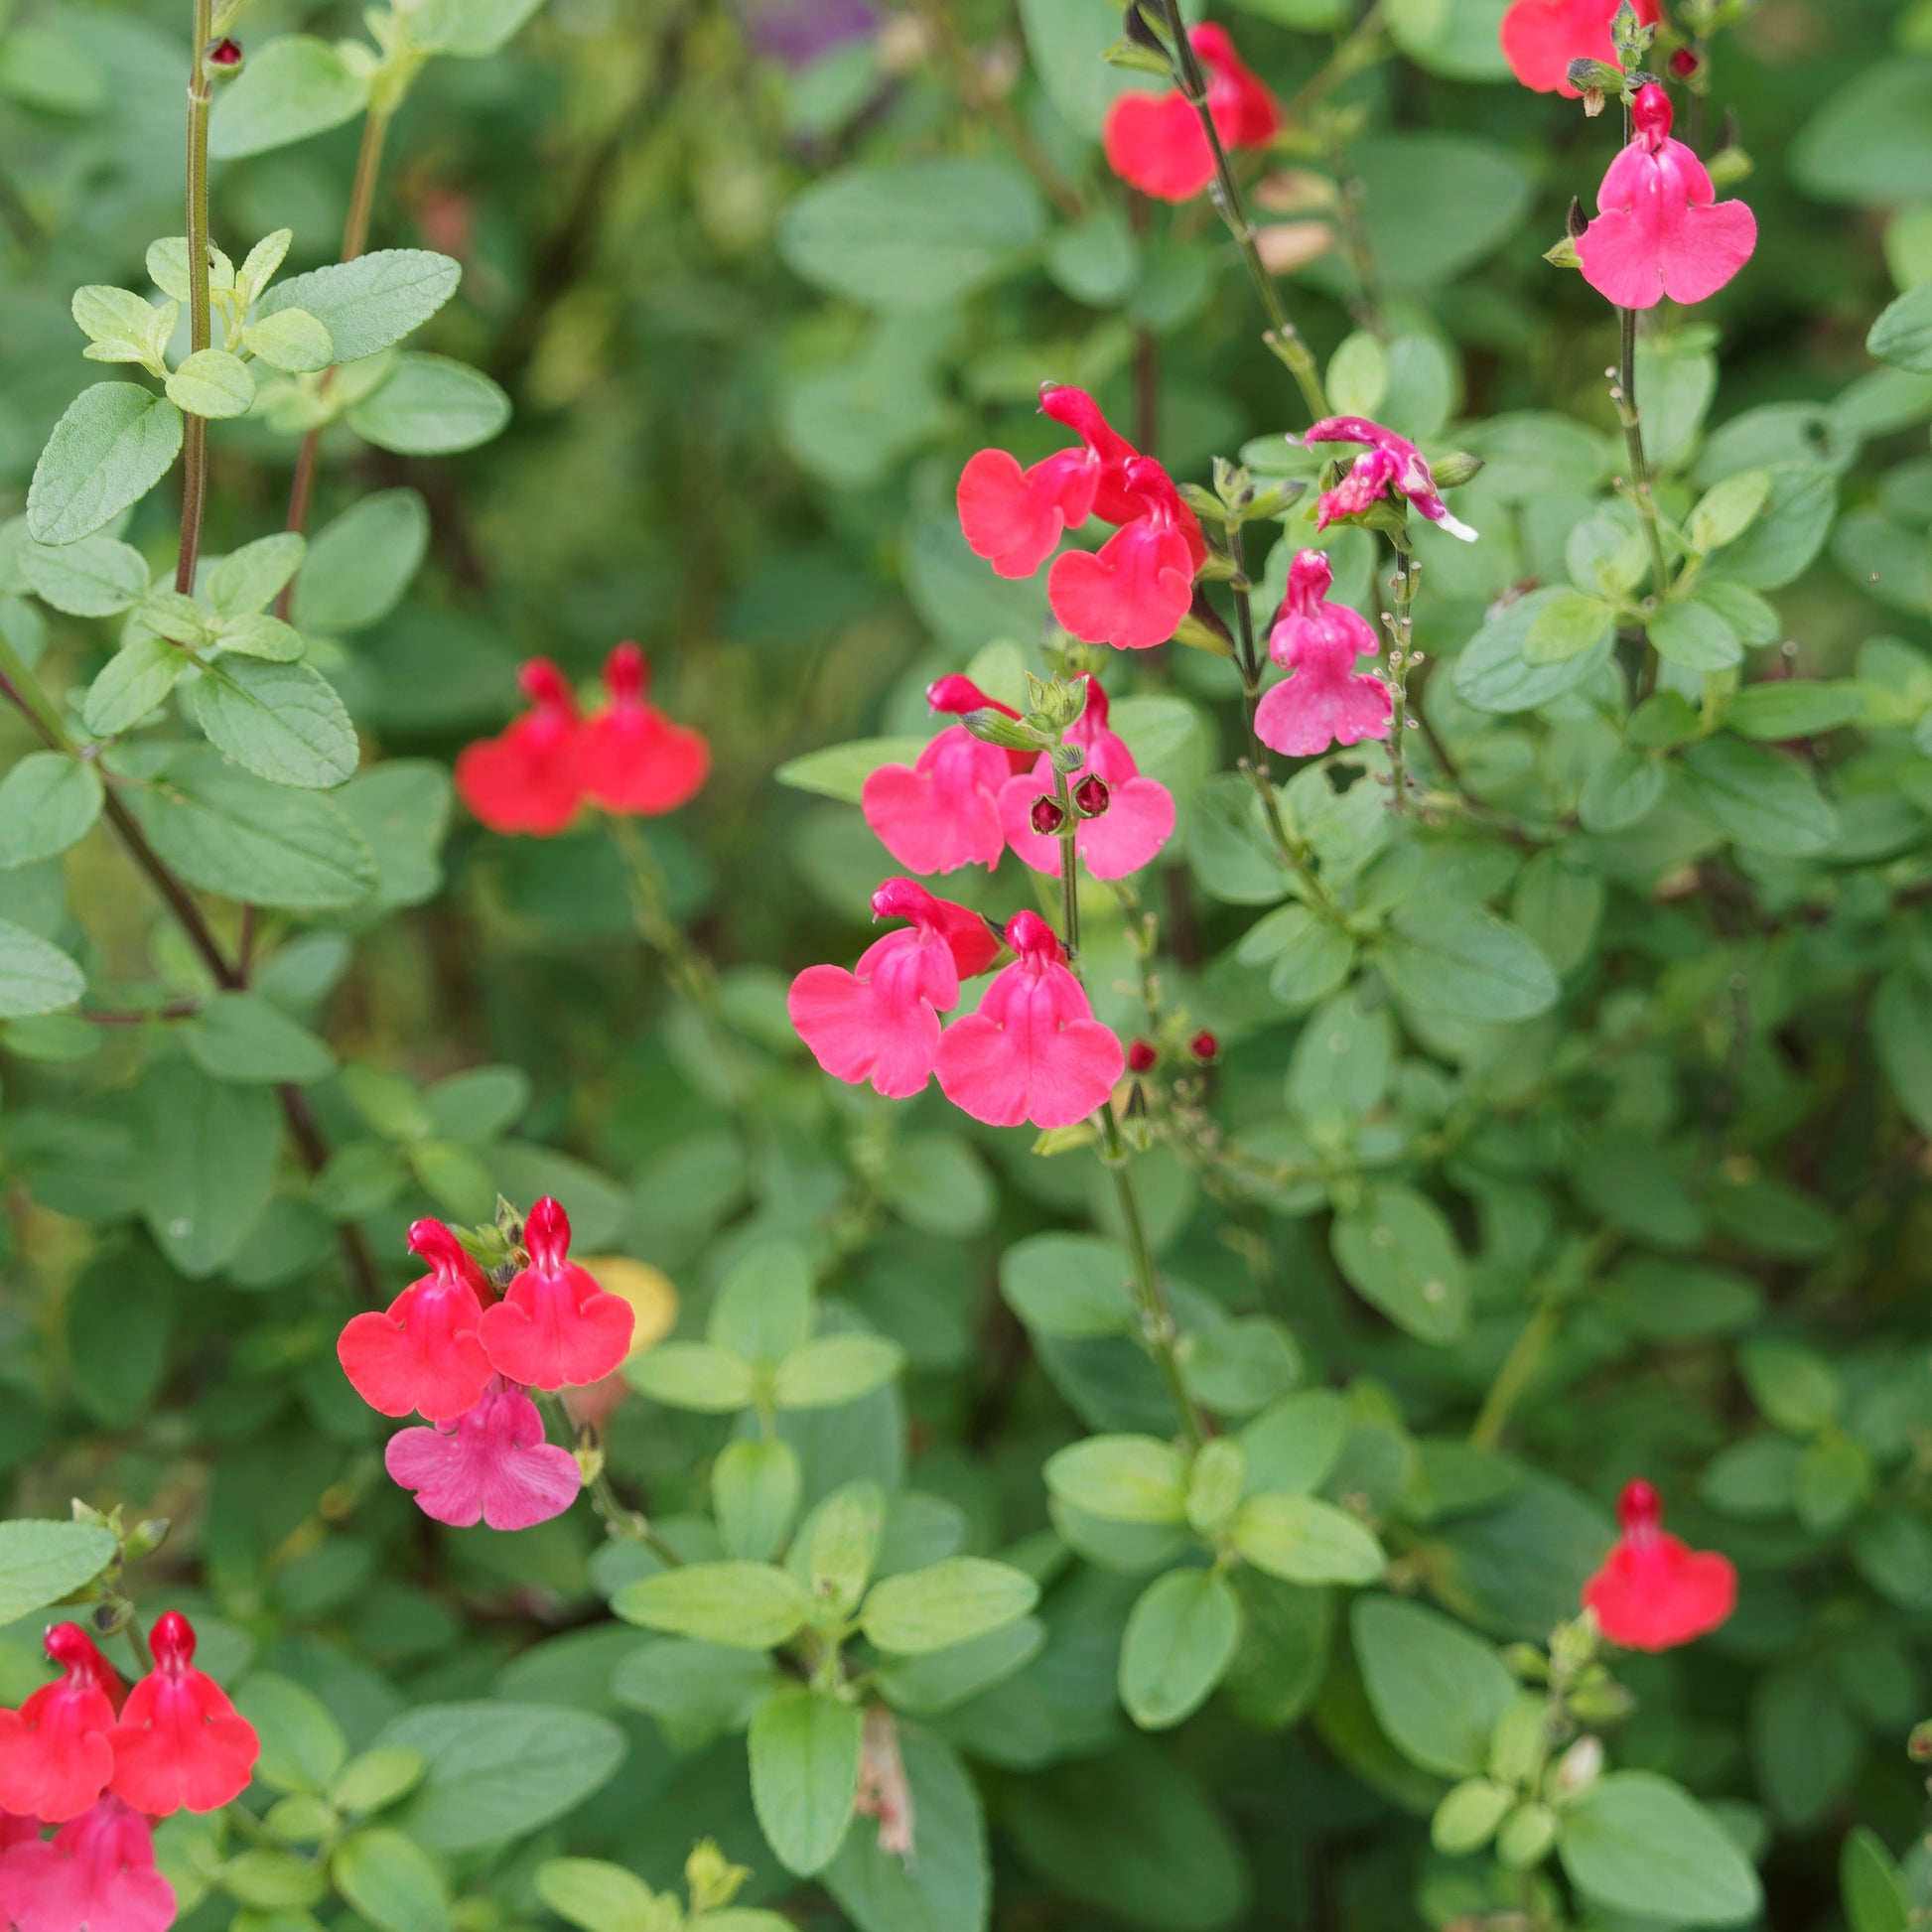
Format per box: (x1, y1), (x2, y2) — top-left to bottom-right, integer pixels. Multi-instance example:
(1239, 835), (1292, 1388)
(1189, 1030), (1218, 1063)
(1030, 793), (1066, 836)
(1072, 773), (1111, 819)
(1668, 47), (1699, 77)
(1127, 1038), (1158, 1074)
(208, 35), (242, 64)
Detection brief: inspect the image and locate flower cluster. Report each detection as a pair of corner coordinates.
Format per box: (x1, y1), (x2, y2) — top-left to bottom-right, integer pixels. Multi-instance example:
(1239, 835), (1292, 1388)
(456, 641), (710, 836)
(337, 1203), (632, 1531)
(1582, 1479), (1737, 1652)
(1102, 23), (1280, 203)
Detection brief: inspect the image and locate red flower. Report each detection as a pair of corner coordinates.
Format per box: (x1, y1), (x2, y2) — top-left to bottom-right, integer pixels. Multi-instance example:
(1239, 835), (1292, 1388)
(1499, 0), (1661, 95)
(454, 658), (584, 836)
(1103, 23), (1280, 203)
(477, 1196), (634, 1391)
(1048, 458), (1202, 651)
(1255, 549), (1393, 758)
(0, 1626), (122, 1824)
(1306, 417), (1477, 542)
(579, 642), (711, 816)
(788, 877), (998, 1099)
(934, 910), (1126, 1130)
(337, 1218), (495, 1424)
(861, 680), (1021, 877)
(1582, 1478), (1736, 1652)
(0, 1796), (175, 1932)
(106, 1613), (259, 1817)
(384, 1376), (583, 1532)
(1576, 84), (1756, 310)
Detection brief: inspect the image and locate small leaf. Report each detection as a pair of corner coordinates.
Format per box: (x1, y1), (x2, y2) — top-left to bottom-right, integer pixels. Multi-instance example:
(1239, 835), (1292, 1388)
(207, 532), (307, 618)
(772, 1333), (903, 1410)
(19, 531), (149, 616)
(859, 1558), (1039, 1655)
(1352, 1594), (1516, 1779)
(0, 754), (103, 868)
(1044, 1437), (1190, 1524)
(624, 1341), (755, 1413)
(1231, 1494), (1385, 1586)
(243, 306), (335, 373)
(0, 917), (84, 1019)
(333, 1827), (452, 1932)
(0, 1519), (119, 1625)
(1688, 468), (1773, 552)
(1118, 1568), (1243, 1730)
(1558, 1772), (1762, 1927)
(1522, 589), (1615, 666)
(774, 736), (930, 803)
(186, 657), (359, 789)
(83, 635), (187, 736)
(27, 383), (184, 546)
(613, 1563), (808, 1649)
(207, 35), (370, 159)
(1330, 1183), (1470, 1344)
(346, 352), (511, 455)
(749, 1687), (865, 1875)
(257, 249), (462, 363)
(1377, 899), (1558, 1023)
(165, 348), (256, 420)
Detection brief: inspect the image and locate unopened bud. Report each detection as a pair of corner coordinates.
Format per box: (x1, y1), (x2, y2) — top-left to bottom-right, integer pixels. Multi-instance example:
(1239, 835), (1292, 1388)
(1189, 1030), (1218, 1063)
(1431, 451), (1483, 489)
(1669, 46), (1699, 77)
(207, 35), (242, 69)
(573, 1425), (604, 1487)
(1031, 794), (1066, 836)
(1910, 1721), (1932, 1763)
(1552, 1734), (1603, 1800)
(686, 1840), (751, 1914)
(123, 1518), (172, 1562)
(1127, 1038), (1158, 1074)
(1073, 773), (1110, 819)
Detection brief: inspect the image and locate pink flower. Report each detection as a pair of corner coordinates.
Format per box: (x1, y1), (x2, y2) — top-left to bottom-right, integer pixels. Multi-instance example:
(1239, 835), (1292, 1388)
(1305, 418), (1477, 543)
(1582, 1478), (1736, 1652)
(384, 1376), (583, 1532)
(934, 910), (1126, 1130)
(454, 659), (584, 836)
(0, 1797), (175, 1932)
(478, 1197), (634, 1391)
(1255, 550), (1393, 759)
(1102, 23), (1281, 203)
(957, 385), (1144, 578)
(107, 1613), (259, 1818)
(999, 675), (1174, 881)
(1500, 0), (1660, 94)
(1576, 84), (1756, 310)
(1048, 458), (1202, 651)
(338, 1218), (495, 1424)
(0, 1626), (122, 1824)
(861, 678), (1024, 876)
(578, 642), (711, 817)
(788, 877), (999, 1099)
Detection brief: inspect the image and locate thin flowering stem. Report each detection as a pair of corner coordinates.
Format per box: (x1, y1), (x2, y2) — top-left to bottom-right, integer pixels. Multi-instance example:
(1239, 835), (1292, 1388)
(1381, 535), (1420, 814)
(175, 0), (214, 596)
(607, 815), (722, 1014)
(1468, 1299), (1561, 1450)
(1151, 0), (1327, 422)
(1053, 766), (1081, 962)
(535, 1389), (685, 1564)
(1613, 304), (1673, 607)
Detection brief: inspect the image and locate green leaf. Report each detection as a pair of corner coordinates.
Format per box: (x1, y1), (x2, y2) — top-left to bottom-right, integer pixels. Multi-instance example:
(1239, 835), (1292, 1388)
(0, 1518), (118, 1624)
(1044, 1436), (1190, 1524)
(235, 1673), (349, 1794)
(1000, 1232), (1134, 1339)
(0, 755), (103, 868)
(126, 749), (378, 909)
(1740, 1335), (1842, 1434)
(257, 250), (462, 364)
(243, 307), (335, 374)
(71, 284), (171, 369)
(1452, 585), (1613, 714)
(625, 1341), (756, 1413)
(293, 489), (429, 633)
(165, 348), (255, 419)
(710, 1242), (813, 1361)
(378, 1702), (625, 1852)
(334, 1829), (451, 1932)
(0, 916), (83, 1019)
(774, 736), (929, 803)
(801, 1482), (887, 1618)
(332, 1747), (429, 1815)
(1232, 1494), (1385, 1587)
(1557, 1771), (1762, 1927)
(860, 1558), (1039, 1655)
(334, 761), (453, 910)
(138, 1059), (278, 1275)
(876, 1133), (993, 1237)
(1119, 1568), (1243, 1730)
(67, 1243), (175, 1424)
(207, 36), (370, 159)
(1874, 970), (1932, 1137)
(1521, 589), (1615, 666)
(187, 657), (359, 789)
(1725, 680), (1863, 740)
(1240, 1391), (1349, 1497)
(774, 1333), (904, 1410)
(1221, 1572), (1332, 1731)
(1352, 1595), (1516, 1779)
(221, 1848), (328, 1908)
(611, 1640), (780, 1732)
(749, 1687), (865, 1875)
(208, 533), (306, 618)
(777, 158), (1047, 312)
(19, 531), (148, 615)
(1648, 597), (1741, 672)
(26, 383), (184, 546)
(84, 635), (188, 735)
(1680, 737), (1841, 856)
(182, 990), (336, 1084)
(1689, 468), (1774, 551)
(347, 353), (510, 455)
(874, 1618), (1045, 1716)
(212, 613), (304, 662)
(824, 1728), (989, 1932)
(1377, 899), (1558, 1023)
(1842, 1828), (1909, 1932)
(613, 1563), (809, 1649)
(535, 1859), (669, 1932)
(1579, 747), (1665, 832)
(714, 1439), (802, 1563)
(411, 0), (550, 56)
(1868, 279), (1932, 372)
(1235, 901), (1357, 1011)
(1706, 462), (1837, 592)
(1330, 1183), (1470, 1343)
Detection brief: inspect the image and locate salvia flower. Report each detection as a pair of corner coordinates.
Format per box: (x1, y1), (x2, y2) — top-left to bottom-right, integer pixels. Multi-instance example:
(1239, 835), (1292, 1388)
(337, 1218), (494, 1424)
(1305, 418), (1477, 543)
(0, 1796), (175, 1932)
(0, 1625), (122, 1823)
(1102, 23), (1280, 203)
(1576, 83), (1756, 310)
(478, 1196), (635, 1391)
(787, 877), (998, 1098)
(106, 1612), (260, 1817)
(1499, 0), (1660, 94)
(1255, 550), (1393, 759)
(1048, 457), (1204, 651)
(455, 658), (585, 835)
(578, 642), (712, 816)
(384, 1375), (584, 1532)
(934, 910), (1126, 1130)
(861, 679), (1019, 876)
(1582, 1478), (1737, 1651)
(1001, 676), (1174, 881)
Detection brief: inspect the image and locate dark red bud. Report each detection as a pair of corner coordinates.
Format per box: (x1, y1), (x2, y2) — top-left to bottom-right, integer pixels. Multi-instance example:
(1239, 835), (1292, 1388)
(1127, 1039), (1158, 1074)
(1189, 1030), (1218, 1063)
(1072, 773), (1111, 819)
(208, 35), (242, 64)
(1030, 794), (1066, 836)
(1668, 47), (1699, 77)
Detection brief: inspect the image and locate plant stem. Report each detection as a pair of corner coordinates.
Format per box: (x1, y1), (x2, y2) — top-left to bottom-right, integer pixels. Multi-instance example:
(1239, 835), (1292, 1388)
(175, 0), (214, 596)
(1468, 1300), (1560, 1450)
(1382, 535), (1419, 813)
(537, 1390), (684, 1563)
(1614, 304), (1671, 603)
(1053, 768), (1081, 961)
(118, 1602), (156, 1676)
(608, 815), (721, 1014)
(1154, 0), (1326, 422)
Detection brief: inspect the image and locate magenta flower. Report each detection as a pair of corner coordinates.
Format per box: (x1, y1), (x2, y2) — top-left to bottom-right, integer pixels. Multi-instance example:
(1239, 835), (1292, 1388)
(861, 677), (1031, 876)
(0, 1797), (175, 1932)
(1577, 84), (1756, 310)
(337, 1217), (494, 1425)
(787, 877), (1000, 1098)
(0, 1625), (120, 1824)
(999, 675), (1174, 881)
(1048, 458), (1203, 651)
(1305, 417), (1476, 543)
(477, 1198), (634, 1393)
(934, 911), (1126, 1130)
(1255, 551), (1393, 759)
(384, 1376), (583, 1532)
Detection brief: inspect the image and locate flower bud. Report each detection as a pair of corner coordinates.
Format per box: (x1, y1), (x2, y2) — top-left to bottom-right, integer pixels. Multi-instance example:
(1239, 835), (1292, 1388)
(1031, 794), (1066, 836)
(1189, 1030), (1218, 1063)
(123, 1517), (172, 1561)
(1910, 1721), (1932, 1763)
(1127, 1038), (1158, 1074)
(1430, 451), (1484, 489)
(1551, 1733), (1603, 1801)
(1669, 46), (1700, 78)
(207, 35), (243, 69)
(1073, 773), (1110, 819)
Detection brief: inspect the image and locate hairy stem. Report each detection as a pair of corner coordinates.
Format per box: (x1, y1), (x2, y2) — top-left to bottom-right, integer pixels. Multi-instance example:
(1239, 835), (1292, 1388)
(1616, 300), (1671, 604)
(175, 0), (214, 596)
(1382, 535), (1419, 814)
(1054, 767), (1081, 961)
